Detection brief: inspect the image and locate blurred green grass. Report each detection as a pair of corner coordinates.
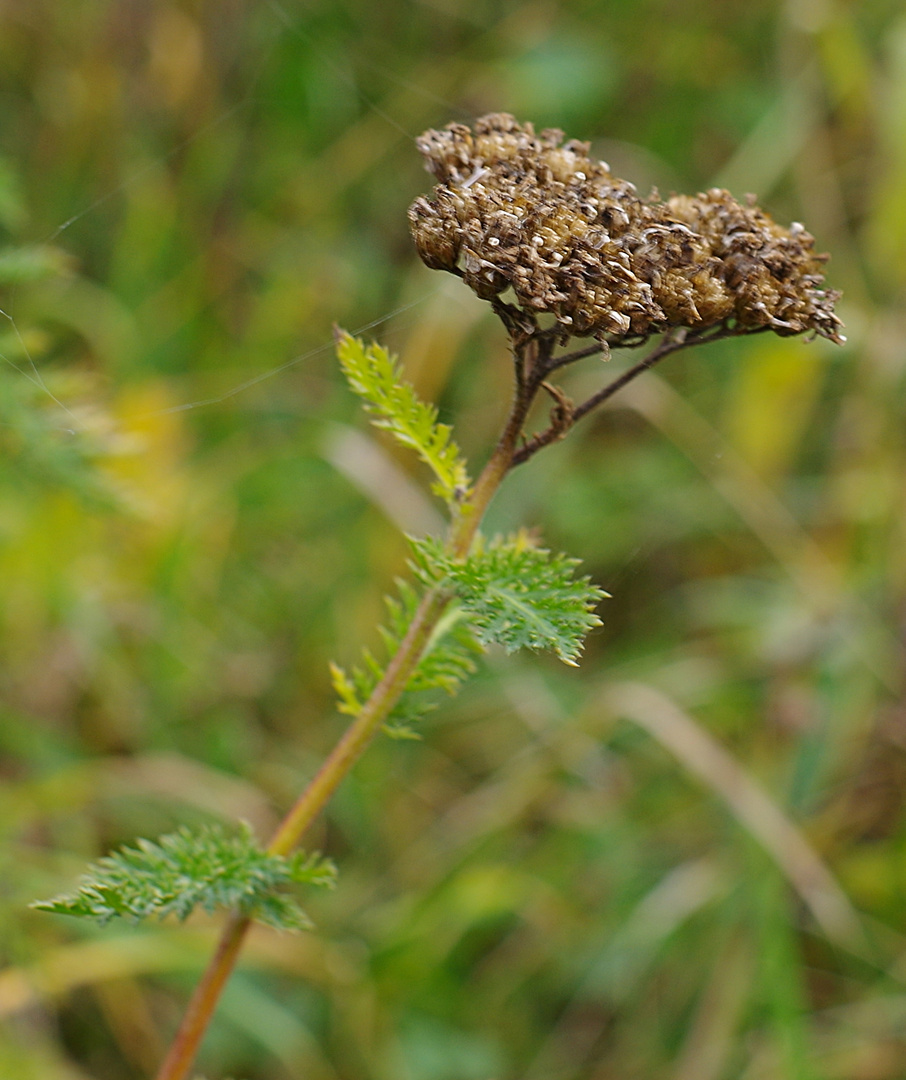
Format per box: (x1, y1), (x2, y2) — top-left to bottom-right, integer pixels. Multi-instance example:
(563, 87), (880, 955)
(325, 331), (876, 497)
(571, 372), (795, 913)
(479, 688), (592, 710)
(2, 1), (906, 1078)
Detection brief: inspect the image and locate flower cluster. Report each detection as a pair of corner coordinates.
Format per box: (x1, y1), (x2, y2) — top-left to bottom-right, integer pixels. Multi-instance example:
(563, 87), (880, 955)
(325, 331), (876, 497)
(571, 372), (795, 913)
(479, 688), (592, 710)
(408, 114), (843, 344)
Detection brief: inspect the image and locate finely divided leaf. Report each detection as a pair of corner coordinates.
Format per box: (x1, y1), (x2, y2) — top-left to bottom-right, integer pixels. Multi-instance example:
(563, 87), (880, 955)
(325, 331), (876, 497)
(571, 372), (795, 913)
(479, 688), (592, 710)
(33, 823), (336, 932)
(330, 578), (480, 735)
(413, 534), (606, 665)
(335, 331), (470, 505)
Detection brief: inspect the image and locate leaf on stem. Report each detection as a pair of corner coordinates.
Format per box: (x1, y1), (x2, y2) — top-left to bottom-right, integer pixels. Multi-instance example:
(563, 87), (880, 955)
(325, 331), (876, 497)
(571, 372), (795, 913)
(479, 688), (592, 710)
(330, 578), (481, 737)
(412, 533), (606, 665)
(335, 331), (471, 507)
(32, 823), (336, 931)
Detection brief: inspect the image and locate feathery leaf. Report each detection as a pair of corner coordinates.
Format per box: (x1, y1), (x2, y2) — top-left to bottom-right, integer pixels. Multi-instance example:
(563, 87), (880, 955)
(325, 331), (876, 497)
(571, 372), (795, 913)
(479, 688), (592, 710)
(330, 577), (480, 735)
(335, 331), (471, 506)
(32, 823), (336, 932)
(412, 533), (606, 665)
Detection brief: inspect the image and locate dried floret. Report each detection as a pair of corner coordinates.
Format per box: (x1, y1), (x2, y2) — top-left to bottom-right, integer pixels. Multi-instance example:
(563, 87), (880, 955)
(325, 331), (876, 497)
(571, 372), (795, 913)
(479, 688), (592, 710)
(408, 114), (843, 345)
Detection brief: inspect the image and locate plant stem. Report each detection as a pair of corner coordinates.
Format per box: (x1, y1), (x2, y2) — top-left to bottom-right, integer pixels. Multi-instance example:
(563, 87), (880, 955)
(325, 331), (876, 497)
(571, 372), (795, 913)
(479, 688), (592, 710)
(153, 378), (533, 1080)
(510, 325), (746, 468)
(266, 585), (452, 858)
(153, 911), (252, 1080)
(450, 379), (533, 556)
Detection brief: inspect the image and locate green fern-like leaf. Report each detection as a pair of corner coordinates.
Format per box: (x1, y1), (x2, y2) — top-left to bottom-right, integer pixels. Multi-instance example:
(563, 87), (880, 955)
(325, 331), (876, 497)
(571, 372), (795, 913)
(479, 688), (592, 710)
(335, 330), (471, 505)
(330, 578), (480, 734)
(32, 823), (336, 931)
(413, 533), (606, 665)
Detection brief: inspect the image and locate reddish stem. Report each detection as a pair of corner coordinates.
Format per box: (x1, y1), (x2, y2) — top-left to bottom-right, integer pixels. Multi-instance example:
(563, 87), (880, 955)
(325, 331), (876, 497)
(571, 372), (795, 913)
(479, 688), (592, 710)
(153, 912), (251, 1080)
(153, 367), (536, 1080)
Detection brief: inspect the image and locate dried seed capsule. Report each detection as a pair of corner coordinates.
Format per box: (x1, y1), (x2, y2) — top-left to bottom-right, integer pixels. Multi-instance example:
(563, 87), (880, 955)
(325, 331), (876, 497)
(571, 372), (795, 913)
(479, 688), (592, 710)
(409, 115), (843, 345)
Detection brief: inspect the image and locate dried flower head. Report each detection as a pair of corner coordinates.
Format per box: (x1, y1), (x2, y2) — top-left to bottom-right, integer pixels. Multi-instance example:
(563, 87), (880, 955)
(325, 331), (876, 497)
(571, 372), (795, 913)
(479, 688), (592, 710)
(409, 114), (843, 345)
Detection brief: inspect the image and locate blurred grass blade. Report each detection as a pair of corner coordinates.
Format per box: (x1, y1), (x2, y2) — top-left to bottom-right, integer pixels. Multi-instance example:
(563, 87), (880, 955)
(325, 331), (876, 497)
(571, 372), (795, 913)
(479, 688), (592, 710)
(605, 681), (867, 952)
(321, 421), (445, 536)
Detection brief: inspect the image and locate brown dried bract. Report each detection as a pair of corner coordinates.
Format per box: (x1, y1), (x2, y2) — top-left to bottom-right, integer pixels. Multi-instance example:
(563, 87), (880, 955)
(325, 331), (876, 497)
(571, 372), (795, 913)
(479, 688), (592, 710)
(408, 114), (843, 345)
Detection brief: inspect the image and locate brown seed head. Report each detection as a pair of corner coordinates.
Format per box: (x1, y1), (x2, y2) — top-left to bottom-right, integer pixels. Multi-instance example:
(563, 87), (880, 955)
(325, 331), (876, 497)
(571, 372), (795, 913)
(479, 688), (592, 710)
(408, 114), (843, 344)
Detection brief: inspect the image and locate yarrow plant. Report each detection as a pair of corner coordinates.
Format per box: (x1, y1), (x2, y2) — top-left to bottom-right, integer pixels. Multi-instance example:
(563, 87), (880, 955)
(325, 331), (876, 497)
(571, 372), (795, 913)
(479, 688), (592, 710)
(35, 114), (842, 1080)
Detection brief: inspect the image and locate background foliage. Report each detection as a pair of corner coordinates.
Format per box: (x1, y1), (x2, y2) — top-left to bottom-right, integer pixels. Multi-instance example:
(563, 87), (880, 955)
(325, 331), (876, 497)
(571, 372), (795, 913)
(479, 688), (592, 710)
(1, 1), (905, 1077)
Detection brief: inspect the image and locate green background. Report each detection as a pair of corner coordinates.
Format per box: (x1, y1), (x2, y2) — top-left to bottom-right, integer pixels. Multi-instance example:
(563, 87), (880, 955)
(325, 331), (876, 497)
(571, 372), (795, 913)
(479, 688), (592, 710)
(2, 1), (906, 1077)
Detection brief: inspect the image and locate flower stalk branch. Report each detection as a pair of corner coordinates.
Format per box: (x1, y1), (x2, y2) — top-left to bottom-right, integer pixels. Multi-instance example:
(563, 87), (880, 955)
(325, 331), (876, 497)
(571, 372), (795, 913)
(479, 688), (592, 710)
(510, 323), (769, 467)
